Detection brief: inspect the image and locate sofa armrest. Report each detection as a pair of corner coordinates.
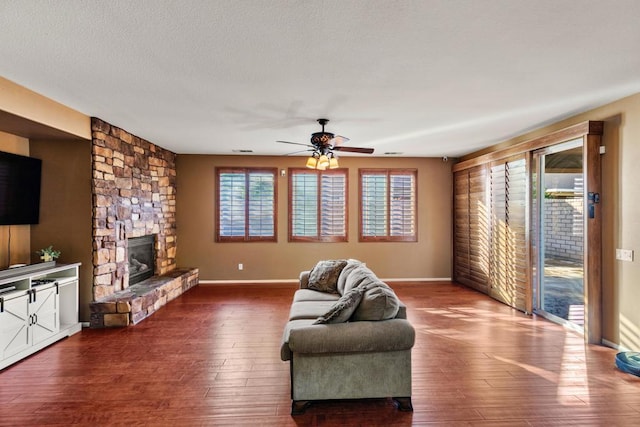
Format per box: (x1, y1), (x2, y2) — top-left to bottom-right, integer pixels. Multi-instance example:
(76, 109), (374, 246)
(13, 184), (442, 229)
(396, 300), (407, 319)
(288, 319), (415, 355)
(299, 270), (310, 289)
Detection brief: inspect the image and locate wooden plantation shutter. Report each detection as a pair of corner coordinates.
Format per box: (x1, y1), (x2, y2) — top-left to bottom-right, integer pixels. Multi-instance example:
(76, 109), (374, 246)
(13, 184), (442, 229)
(218, 171), (246, 238)
(454, 170), (471, 283)
(489, 155), (529, 311)
(248, 172), (276, 238)
(454, 165), (490, 293)
(320, 172), (347, 237)
(361, 171), (387, 237)
(453, 122), (601, 319)
(390, 173), (416, 237)
(360, 169), (417, 242)
(290, 171), (318, 238)
(216, 168), (276, 242)
(289, 168), (348, 242)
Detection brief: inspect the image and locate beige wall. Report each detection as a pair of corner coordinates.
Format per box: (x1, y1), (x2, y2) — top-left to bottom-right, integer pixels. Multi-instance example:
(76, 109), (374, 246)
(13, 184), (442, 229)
(176, 155), (453, 281)
(0, 77), (90, 140)
(30, 140), (93, 322)
(465, 92), (640, 350)
(0, 131), (31, 267)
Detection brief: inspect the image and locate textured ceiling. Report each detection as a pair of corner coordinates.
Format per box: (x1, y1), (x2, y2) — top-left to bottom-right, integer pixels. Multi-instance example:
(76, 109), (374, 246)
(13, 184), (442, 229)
(1, 1), (640, 157)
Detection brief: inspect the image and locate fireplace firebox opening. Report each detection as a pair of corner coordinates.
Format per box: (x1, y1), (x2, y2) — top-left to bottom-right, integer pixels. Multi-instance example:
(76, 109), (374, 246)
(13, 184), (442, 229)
(127, 235), (155, 286)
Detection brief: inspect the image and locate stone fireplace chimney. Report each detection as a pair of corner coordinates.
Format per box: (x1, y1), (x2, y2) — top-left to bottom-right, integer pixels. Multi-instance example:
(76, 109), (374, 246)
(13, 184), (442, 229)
(91, 118), (177, 301)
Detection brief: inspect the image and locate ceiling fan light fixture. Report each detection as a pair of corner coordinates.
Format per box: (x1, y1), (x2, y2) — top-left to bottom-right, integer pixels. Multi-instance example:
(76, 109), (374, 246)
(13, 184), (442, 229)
(317, 154), (330, 170)
(329, 153), (339, 169)
(305, 155), (318, 169)
(279, 118), (374, 165)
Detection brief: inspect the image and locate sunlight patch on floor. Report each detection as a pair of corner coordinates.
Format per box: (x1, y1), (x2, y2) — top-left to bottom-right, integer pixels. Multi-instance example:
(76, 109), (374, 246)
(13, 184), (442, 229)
(558, 333), (590, 405)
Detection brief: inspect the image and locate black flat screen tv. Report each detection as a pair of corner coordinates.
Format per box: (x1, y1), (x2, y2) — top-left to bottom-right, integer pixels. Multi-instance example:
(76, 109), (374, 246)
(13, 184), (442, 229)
(0, 151), (42, 225)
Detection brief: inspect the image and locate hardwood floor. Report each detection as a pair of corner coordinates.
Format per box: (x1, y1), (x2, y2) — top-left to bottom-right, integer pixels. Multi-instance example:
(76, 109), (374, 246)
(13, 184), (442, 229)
(1, 282), (639, 426)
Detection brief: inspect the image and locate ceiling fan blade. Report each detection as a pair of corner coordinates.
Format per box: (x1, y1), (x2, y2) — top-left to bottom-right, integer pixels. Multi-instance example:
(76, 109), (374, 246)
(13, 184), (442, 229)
(284, 149), (314, 156)
(276, 140), (313, 148)
(333, 146), (374, 154)
(330, 135), (350, 146)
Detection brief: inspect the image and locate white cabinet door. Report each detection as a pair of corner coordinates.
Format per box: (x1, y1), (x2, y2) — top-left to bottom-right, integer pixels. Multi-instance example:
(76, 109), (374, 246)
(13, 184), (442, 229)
(0, 293), (30, 359)
(30, 285), (59, 345)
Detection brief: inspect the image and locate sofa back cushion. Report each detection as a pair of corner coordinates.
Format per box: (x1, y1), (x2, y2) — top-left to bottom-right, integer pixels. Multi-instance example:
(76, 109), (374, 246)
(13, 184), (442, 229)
(336, 259), (364, 294)
(339, 264), (379, 295)
(313, 285), (366, 324)
(308, 259), (348, 293)
(352, 282), (400, 321)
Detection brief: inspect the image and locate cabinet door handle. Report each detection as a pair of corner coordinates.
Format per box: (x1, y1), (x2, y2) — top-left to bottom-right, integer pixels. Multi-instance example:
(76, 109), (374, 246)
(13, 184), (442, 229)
(33, 313), (38, 325)
(0, 297), (4, 313)
(32, 289), (37, 303)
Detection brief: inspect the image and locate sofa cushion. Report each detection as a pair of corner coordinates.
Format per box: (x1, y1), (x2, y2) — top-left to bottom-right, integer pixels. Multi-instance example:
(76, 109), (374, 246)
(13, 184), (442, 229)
(340, 264), (379, 295)
(352, 283), (400, 321)
(313, 285), (366, 324)
(288, 300), (337, 321)
(336, 259), (364, 294)
(307, 259), (348, 293)
(293, 289), (341, 303)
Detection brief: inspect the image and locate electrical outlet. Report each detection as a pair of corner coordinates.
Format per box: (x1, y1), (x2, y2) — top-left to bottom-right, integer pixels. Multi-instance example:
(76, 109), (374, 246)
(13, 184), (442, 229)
(616, 249), (634, 262)
(238, 263), (243, 270)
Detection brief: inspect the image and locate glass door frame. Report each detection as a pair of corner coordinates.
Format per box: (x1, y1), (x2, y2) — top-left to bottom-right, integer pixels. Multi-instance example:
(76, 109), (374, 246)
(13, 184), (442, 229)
(532, 138), (585, 333)
(531, 131), (602, 344)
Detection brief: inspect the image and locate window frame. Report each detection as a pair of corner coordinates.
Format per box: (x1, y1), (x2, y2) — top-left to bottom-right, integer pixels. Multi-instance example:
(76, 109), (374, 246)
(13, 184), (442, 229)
(215, 167), (278, 243)
(359, 168), (418, 242)
(288, 167), (349, 243)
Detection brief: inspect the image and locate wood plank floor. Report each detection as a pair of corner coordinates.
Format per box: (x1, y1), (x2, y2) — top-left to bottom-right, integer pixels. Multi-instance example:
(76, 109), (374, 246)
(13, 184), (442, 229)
(1, 282), (639, 426)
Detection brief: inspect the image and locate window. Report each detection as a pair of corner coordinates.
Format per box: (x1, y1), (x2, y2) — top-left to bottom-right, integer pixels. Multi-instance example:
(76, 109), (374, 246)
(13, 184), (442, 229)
(359, 169), (417, 242)
(216, 168), (277, 242)
(289, 168), (348, 242)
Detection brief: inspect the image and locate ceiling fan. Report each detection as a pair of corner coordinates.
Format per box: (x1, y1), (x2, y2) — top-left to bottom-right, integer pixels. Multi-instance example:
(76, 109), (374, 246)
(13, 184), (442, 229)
(277, 118), (374, 170)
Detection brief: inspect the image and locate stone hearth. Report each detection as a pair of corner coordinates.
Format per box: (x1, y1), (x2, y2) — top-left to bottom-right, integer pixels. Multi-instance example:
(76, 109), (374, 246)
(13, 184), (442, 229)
(90, 268), (199, 327)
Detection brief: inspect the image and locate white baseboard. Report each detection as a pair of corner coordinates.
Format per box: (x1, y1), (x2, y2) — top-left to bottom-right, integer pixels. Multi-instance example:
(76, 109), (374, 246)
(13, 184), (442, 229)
(198, 277), (451, 285)
(383, 277), (452, 282)
(198, 279), (298, 285)
(602, 339), (631, 352)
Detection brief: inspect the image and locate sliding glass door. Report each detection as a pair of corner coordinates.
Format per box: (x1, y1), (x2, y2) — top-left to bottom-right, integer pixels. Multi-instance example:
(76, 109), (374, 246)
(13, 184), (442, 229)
(532, 139), (585, 332)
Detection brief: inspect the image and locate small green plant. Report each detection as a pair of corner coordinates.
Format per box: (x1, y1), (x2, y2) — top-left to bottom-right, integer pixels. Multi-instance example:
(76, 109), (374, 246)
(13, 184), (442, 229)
(36, 245), (61, 262)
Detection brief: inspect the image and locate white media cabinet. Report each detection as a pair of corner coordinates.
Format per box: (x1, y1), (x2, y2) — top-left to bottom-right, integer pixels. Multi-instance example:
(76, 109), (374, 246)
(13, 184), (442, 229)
(0, 262), (82, 370)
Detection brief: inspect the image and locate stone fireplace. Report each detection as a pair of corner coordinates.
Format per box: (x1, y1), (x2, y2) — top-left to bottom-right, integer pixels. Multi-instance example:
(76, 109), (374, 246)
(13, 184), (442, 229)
(91, 118), (177, 300)
(128, 235), (155, 285)
(89, 118), (198, 328)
